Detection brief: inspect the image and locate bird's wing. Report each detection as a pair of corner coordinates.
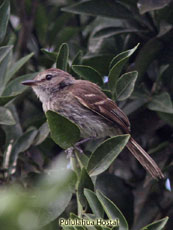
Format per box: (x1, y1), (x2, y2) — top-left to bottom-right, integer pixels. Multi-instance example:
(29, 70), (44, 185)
(71, 80), (130, 133)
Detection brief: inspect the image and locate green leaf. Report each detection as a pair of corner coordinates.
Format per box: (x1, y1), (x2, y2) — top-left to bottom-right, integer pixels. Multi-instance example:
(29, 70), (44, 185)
(135, 39), (163, 79)
(116, 71), (138, 101)
(70, 213), (86, 230)
(0, 106), (16, 125)
(93, 27), (140, 39)
(84, 189), (104, 218)
(5, 53), (34, 84)
(37, 163), (76, 227)
(96, 190), (128, 230)
(46, 110), (80, 149)
(87, 135), (130, 176)
(75, 151), (89, 168)
(137, 0), (170, 14)
(141, 216), (169, 230)
(0, 45), (13, 95)
(56, 43), (69, 71)
(0, 0), (10, 43)
(9, 129), (38, 166)
(33, 122), (50, 146)
(62, 0), (132, 19)
(77, 168), (94, 207)
(41, 48), (57, 61)
(147, 92), (173, 114)
(2, 72), (37, 96)
(72, 65), (103, 85)
(108, 44), (139, 94)
(72, 50), (83, 66)
(0, 95), (16, 106)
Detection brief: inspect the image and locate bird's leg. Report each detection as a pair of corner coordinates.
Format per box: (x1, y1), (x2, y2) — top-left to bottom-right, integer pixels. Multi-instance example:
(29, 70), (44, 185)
(66, 138), (93, 158)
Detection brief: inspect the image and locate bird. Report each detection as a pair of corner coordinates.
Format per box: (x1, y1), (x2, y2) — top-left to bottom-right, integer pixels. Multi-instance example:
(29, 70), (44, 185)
(22, 68), (164, 179)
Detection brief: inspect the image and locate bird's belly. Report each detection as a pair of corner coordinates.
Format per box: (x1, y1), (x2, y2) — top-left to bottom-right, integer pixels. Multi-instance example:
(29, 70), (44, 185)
(49, 102), (121, 138)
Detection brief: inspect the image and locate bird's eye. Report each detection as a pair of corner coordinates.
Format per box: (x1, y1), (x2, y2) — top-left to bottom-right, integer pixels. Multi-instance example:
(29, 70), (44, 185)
(45, 74), (53, 80)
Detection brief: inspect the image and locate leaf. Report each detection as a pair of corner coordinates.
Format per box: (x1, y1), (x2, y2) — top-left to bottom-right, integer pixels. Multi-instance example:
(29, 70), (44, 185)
(116, 71), (138, 101)
(0, 0), (10, 43)
(96, 190), (128, 230)
(77, 168), (94, 207)
(87, 135), (130, 176)
(33, 122), (50, 146)
(93, 27), (141, 39)
(9, 129), (38, 166)
(135, 39), (163, 79)
(5, 53), (34, 84)
(0, 95), (16, 106)
(56, 43), (69, 71)
(46, 110), (80, 149)
(41, 48), (57, 61)
(72, 65), (103, 85)
(84, 189), (104, 218)
(83, 54), (114, 76)
(2, 72), (37, 96)
(0, 45), (13, 95)
(62, 0), (132, 19)
(137, 0), (170, 14)
(147, 92), (173, 114)
(75, 151), (89, 168)
(0, 106), (16, 125)
(141, 216), (169, 230)
(72, 50), (83, 66)
(70, 213), (85, 230)
(108, 44), (139, 94)
(109, 44), (140, 70)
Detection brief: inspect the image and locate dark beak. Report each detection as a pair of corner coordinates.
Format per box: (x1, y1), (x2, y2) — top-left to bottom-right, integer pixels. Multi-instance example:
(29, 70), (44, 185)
(21, 80), (38, 86)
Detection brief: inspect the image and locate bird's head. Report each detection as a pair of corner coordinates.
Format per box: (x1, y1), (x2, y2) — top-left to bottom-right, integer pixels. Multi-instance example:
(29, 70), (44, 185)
(22, 68), (75, 102)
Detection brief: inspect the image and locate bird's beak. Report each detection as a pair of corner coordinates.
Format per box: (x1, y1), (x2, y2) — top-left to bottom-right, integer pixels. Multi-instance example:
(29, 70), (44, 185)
(21, 80), (38, 86)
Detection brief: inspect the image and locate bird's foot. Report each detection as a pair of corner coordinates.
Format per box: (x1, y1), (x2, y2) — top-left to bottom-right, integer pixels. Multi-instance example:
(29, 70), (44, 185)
(65, 138), (92, 158)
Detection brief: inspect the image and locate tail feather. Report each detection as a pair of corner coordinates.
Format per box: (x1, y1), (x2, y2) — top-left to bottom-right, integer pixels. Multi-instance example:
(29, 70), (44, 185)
(127, 137), (164, 179)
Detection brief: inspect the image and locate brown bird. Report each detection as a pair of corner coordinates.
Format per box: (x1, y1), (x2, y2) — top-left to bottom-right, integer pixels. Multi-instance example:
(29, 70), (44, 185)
(22, 68), (164, 179)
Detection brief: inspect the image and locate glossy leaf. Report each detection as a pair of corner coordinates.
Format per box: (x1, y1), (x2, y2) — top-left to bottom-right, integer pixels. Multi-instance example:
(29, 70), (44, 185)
(5, 53), (34, 84)
(141, 216), (169, 230)
(46, 110), (80, 149)
(116, 71), (138, 101)
(0, 106), (16, 125)
(96, 190), (128, 230)
(87, 135), (130, 176)
(84, 188), (104, 218)
(62, 0), (132, 19)
(147, 92), (173, 114)
(72, 65), (103, 85)
(137, 0), (170, 14)
(56, 43), (69, 71)
(0, 0), (10, 43)
(77, 168), (94, 207)
(108, 44), (139, 94)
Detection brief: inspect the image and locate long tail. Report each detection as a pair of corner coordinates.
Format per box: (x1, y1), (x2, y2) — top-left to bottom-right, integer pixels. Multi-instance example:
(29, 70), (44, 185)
(126, 137), (164, 179)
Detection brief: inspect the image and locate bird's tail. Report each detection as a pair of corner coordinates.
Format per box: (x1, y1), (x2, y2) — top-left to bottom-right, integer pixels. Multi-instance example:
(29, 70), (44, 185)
(126, 137), (164, 179)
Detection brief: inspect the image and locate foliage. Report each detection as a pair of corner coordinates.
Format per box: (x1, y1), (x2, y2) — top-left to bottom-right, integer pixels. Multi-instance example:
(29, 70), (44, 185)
(0, 0), (172, 229)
